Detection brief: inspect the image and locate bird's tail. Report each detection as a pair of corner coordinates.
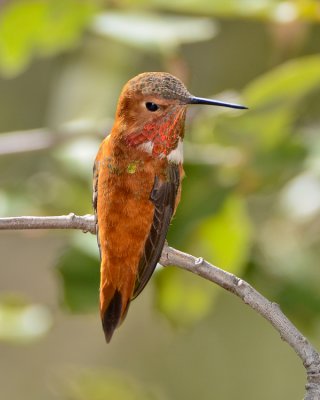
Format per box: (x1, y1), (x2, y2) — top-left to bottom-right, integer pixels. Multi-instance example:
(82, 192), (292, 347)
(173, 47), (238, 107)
(101, 289), (122, 342)
(100, 283), (132, 343)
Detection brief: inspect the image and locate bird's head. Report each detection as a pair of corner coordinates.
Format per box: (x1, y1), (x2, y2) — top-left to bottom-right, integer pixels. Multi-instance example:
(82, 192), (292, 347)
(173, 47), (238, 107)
(113, 72), (247, 159)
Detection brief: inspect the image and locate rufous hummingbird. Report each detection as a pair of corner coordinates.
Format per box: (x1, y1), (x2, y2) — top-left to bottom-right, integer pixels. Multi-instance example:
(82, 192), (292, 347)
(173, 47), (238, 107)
(93, 72), (247, 342)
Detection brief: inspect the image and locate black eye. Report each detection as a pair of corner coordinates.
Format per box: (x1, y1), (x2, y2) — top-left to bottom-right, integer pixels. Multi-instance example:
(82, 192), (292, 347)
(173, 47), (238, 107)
(145, 102), (159, 112)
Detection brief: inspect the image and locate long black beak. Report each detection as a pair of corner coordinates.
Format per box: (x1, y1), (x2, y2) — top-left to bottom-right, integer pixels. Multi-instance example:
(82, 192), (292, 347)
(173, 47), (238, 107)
(189, 96), (248, 110)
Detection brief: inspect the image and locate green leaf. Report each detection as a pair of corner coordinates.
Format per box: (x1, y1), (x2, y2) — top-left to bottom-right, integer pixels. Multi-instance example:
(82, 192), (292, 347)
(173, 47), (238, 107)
(155, 268), (216, 327)
(0, 0), (97, 76)
(0, 296), (52, 344)
(193, 195), (252, 273)
(57, 233), (100, 313)
(225, 106), (294, 149)
(244, 55), (320, 108)
(167, 163), (230, 249)
(36, 0), (97, 54)
(0, 1), (46, 75)
(212, 56), (320, 150)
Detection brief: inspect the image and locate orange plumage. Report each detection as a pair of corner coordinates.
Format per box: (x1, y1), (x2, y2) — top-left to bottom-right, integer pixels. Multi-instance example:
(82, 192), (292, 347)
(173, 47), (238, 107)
(93, 72), (247, 342)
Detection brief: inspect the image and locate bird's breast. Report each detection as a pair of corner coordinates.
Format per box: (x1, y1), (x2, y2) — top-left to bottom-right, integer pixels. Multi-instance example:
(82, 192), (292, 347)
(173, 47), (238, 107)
(96, 142), (175, 284)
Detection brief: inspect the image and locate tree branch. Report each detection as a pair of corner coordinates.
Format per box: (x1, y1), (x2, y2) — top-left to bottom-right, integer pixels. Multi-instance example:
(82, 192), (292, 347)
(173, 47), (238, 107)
(0, 214), (96, 233)
(159, 245), (320, 399)
(1, 214), (320, 398)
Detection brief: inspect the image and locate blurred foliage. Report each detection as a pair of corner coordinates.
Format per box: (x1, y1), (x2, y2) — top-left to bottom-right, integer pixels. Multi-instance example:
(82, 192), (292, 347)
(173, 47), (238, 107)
(193, 194), (252, 271)
(92, 12), (217, 53)
(57, 234), (99, 313)
(61, 369), (165, 400)
(155, 268), (216, 327)
(0, 0), (98, 77)
(0, 295), (52, 343)
(115, 0), (320, 21)
(0, 0), (320, 390)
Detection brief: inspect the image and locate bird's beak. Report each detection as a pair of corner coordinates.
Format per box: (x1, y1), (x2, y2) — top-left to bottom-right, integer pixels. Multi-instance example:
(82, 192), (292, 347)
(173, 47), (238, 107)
(188, 96), (248, 110)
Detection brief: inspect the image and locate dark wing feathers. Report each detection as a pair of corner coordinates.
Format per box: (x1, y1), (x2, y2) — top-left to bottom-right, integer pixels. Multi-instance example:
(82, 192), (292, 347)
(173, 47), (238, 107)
(132, 163), (180, 299)
(93, 161), (101, 259)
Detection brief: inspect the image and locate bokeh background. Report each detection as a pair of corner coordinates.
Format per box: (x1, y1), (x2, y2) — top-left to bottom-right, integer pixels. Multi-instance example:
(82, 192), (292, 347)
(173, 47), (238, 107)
(1, 1), (320, 399)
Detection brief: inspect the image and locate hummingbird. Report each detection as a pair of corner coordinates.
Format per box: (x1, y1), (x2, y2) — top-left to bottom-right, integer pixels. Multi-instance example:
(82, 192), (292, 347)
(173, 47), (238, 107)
(93, 72), (247, 342)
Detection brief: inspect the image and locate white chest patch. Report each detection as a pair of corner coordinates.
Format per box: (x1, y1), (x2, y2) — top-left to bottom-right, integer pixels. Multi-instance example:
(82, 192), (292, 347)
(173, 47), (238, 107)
(138, 141), (153, 155)
(167, 139), (183, 164)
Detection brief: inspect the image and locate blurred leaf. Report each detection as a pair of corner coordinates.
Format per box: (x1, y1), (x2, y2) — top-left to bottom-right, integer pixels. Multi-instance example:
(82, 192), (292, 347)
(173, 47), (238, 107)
(35, 1), (97, 54)
(244, 55), (320, 108)
(167, 163), (230, 248)
(193, 195), (252, 272)
(0, 296), (52, 343)
(277, 282), (320, 329)
(92, 12), (217, 52)
(0, 0), (97, 76)
(118, 0), (320, 21)
(57, 233), (99, 313)
(235, 107), (294, 149)
(116, 0), (271, 17)
(155, 268), (216, 327)
(156, 195), (251, 327)
(64, 369), (164, 400)
(212, 56), (320, 151)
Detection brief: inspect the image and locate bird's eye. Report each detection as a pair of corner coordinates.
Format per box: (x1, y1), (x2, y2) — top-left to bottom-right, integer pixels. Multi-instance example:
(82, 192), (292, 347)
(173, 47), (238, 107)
(145, 102), (159, 112)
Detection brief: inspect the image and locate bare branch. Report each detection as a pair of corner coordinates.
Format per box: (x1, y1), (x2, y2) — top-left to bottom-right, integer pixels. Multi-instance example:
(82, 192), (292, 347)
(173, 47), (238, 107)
(159, 245), (320, 400)
(0, 214), (96, 233)
(1, 213), (320, 398)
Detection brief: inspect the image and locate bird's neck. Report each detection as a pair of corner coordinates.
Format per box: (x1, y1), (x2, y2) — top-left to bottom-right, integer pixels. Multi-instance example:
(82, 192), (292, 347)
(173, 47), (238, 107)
(122, 108), (186, 162)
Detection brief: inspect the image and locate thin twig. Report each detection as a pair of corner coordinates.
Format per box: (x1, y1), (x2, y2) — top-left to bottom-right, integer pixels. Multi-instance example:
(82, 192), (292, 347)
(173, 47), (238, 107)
(1, 213), (320, 399)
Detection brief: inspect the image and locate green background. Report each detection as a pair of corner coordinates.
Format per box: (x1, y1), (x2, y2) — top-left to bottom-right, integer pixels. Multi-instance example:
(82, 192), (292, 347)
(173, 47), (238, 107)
(1, 0), (320, 398)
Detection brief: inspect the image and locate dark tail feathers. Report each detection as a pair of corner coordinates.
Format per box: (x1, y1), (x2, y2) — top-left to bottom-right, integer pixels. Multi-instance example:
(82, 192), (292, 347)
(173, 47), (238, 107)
(102, 290), (122, 343)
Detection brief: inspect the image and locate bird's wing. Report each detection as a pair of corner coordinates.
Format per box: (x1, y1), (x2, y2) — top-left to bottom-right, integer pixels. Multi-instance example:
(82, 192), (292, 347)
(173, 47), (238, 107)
(93, 136), (108, 261)
(132, 162), (180, 299)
